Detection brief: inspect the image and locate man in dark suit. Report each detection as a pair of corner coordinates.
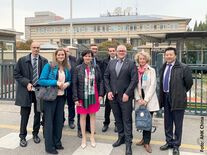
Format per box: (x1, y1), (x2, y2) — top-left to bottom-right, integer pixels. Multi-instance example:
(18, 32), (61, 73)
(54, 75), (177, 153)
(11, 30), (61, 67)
(102, 45), (117, 132)
(159, 47), (193, 155)
(104, 45), (138, 155)
(64, 47), (77, 129)
(76, 44), (103, 138)
(14, 42), (48, 147)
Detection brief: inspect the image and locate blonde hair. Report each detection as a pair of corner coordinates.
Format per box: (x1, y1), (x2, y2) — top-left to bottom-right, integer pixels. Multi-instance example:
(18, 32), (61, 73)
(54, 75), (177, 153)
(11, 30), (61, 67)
(52, 48), (70, 70)
(134, 51), (151, 64)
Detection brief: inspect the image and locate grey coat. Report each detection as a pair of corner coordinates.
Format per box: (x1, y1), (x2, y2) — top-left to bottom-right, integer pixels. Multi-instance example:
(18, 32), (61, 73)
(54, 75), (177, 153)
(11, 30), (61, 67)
(14, 54), (48, 107)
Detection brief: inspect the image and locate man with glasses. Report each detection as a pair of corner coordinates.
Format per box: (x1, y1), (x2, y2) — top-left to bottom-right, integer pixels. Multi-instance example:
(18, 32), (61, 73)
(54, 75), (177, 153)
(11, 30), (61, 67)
(63, 47), (77, 129)
(102, 45), (118, 133)
(104, 45), (138, 155)
(14, 42), (48, 147)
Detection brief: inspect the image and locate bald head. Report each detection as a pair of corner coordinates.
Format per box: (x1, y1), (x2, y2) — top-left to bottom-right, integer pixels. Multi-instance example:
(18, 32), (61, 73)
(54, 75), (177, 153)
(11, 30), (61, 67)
(30, 42), (40, 57)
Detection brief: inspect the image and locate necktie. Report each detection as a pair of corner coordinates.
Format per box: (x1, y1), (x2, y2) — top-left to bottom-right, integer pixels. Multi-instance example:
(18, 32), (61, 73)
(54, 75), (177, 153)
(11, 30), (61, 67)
(163, 64), (172, 92)
(93, 58), (96, 66)
(116, 60), (123, 76)
(32, 58), (38, 86)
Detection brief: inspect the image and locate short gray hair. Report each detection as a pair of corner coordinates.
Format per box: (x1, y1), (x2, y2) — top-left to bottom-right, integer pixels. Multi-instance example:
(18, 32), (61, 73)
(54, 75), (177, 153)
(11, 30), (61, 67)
(134, 51), (151, 63)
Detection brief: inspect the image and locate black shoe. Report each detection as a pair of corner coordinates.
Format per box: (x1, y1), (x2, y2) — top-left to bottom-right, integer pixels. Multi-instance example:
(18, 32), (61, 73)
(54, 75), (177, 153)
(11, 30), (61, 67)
(33, 135), (41, 144)
(20, 138), (27, 147)
(55, 145), (64, 150)
(173, 148), (180, 155)
(126, 144), (132, 155)
(86, 128), (91, 133)
(114, 126), (118, 133)
(112, 138), (125, 147)
(77, 130), (82, 138)
(69, 123), (76, 129)
(160, 143), (173, 150)
(102, 125), (108, 132)
(46, 150), (58, 154)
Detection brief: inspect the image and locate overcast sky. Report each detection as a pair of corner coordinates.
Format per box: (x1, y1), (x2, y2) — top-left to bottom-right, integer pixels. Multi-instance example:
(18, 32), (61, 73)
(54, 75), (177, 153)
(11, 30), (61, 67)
(0, 0), (207, 36)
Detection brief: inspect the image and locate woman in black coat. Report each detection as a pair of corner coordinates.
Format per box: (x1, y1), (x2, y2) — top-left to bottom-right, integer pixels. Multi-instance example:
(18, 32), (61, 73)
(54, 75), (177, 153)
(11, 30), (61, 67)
(73, 50), (104, 149)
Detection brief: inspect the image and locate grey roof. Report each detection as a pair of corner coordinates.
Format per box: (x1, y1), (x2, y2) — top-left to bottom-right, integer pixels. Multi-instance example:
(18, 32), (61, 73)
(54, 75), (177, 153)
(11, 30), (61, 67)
(32, 14), (191, 26)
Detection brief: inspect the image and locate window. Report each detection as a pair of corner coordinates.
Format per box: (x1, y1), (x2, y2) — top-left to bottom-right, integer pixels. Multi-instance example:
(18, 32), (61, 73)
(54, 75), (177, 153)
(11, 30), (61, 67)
(44, 27), (50, 33)
(160, 24), (168, 30)
(120, 24), (128, 32)
(170, 23), (179, 30)
(111, 25), (119, 32)
(129, 24), (137, 31)
(68, 26), (74, 33)
(85, 25), (91, 32)
(140, 24), (147, 31)
(75, 26), (82, 32)
(51, 27), (57, 33)
(50, 39), (53, 44)
(102, 25), (109, 32)
(36, 27), (41, 33)
(149, 24), (157, 31)
(93, 25), (101, 32)
(60, 27), (66, 33)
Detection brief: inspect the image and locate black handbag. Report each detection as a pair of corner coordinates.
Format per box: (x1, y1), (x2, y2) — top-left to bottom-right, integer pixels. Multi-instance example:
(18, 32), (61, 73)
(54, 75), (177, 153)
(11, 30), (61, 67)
(35, 86), (58, 101)
(135, 105), (152, 131)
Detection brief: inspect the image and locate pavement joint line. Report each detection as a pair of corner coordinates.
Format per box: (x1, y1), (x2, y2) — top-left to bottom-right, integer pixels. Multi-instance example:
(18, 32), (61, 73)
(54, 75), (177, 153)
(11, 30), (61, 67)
(0, 124), (206, 151)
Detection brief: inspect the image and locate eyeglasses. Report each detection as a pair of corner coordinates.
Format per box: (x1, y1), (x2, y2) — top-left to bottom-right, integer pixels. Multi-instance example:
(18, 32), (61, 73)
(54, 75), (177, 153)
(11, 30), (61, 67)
(92, 48), (98, 50)
(117, 50), (126, 53)
(32, 47), (40, 49)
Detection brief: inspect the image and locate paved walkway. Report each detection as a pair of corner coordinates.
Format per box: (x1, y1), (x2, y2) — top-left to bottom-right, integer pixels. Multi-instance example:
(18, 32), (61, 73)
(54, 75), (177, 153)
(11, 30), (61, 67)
(0, 101), (206, 155)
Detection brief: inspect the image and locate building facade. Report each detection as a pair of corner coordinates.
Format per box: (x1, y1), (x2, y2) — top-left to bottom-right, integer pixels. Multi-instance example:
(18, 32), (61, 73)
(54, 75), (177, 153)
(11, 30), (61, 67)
(26, 12), (190, 49)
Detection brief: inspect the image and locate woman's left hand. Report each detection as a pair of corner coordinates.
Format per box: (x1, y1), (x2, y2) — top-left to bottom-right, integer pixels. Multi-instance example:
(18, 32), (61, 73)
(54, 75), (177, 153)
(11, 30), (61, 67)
(142, 100), (148, 106)
(61, 83), (69, 90)
(98, 96), (103, 103)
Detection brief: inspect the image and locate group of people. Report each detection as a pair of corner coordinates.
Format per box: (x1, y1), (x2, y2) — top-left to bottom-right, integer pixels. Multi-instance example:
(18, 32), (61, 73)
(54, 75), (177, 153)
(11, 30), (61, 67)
(14, 42), (193, 155)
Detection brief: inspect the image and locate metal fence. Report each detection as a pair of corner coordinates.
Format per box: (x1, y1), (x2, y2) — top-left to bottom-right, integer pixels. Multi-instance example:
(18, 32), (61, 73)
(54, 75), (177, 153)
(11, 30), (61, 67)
(0, 63), (15, 100)
(0, 63), (206, 116)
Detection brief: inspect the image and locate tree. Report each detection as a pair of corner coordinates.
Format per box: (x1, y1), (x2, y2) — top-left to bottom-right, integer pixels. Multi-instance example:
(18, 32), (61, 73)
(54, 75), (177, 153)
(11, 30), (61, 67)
(98, 40), (120, 51)
(98, 40), (133, 51)
(16, 39), (33, 50)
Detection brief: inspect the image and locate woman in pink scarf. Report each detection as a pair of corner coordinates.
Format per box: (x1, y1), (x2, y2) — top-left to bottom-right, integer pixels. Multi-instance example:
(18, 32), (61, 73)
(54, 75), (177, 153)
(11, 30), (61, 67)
(134, 51), (160, 153)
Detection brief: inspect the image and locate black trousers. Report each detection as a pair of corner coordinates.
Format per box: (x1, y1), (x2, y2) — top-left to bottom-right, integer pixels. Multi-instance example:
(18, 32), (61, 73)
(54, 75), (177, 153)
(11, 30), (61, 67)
(66, 86), (75, 124)
(110, 95), (133, 144)
(103, 98), (116, 126)
(43, 96), (65, 152)
(164, 93), (184, 148)
(19, 92), (40, 139)
(142, 112), (153, 144)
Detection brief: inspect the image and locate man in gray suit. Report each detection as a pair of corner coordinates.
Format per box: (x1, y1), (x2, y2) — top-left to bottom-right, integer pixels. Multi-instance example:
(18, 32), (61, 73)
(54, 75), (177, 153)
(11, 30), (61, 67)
(104, 45), (138, 155)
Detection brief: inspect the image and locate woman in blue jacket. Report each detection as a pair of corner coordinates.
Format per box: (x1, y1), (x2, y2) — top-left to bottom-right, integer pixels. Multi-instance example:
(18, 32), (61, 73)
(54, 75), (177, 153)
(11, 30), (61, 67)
(39, 48), (71, 154)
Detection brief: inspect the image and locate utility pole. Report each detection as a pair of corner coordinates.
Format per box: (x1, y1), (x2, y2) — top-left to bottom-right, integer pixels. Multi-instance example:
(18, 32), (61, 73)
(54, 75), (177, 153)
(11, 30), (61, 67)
(70, 0), (73, 46)
(11, 0), (14, 30)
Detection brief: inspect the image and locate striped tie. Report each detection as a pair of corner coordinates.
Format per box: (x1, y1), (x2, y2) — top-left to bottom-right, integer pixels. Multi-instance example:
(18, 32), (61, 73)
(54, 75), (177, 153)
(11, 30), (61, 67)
(32, 58), (38, 86)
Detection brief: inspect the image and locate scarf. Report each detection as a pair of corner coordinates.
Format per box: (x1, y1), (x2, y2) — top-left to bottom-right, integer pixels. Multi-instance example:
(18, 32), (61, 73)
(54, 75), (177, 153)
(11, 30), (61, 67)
(138, 64), (148, 99)
(83, 66), (96, 109)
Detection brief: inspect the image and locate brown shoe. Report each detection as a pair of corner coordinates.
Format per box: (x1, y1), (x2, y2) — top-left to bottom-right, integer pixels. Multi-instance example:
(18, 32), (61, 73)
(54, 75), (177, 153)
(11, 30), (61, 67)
(144, 144), (152, 153)
(136, 139), (144, 146)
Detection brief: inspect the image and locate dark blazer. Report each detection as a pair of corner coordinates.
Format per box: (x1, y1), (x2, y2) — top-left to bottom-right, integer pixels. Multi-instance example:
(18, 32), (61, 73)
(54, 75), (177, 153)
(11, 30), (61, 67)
(72, 63), (104, 102)
(104, 58), (138, 99)
(68, 55), (77, 75)
(14, 53), (48, 107)
(159, 60), (193, 110)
